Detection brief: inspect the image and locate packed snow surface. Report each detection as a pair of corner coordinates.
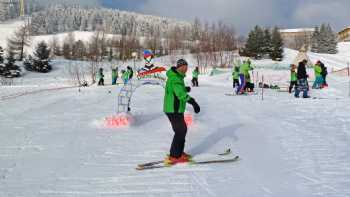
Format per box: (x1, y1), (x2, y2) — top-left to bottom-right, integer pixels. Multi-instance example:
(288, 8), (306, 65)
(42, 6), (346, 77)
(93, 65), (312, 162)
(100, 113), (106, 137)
(1, 61), (350, 196)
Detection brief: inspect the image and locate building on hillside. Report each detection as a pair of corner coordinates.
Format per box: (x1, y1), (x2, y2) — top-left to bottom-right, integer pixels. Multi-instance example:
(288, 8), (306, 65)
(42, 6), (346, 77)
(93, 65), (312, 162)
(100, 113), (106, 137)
(338, 27), (350, 42)
(279, 28), (315, 50)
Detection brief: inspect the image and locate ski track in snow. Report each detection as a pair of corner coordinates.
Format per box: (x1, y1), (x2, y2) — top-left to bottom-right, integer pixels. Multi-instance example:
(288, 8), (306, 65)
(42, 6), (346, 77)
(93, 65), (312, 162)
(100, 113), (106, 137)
(1, 68), (350, 196)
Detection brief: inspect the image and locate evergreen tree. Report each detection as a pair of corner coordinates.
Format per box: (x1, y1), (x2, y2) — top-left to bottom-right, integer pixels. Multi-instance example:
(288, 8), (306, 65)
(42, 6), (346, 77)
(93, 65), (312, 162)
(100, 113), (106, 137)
(326, 24), (338, 54)
(6, 50), (16, 66)
(311, 26), (320, 53)
(244, 26), (259, 58)
(262, 28), (272, 55)
(255, 26), (265, 56)
(270, 27), (284, 61)
(318, 24), (328, 53)
(313, 23), (338, 54)
(34, 41), (51, 60)
(0, 46), (4, 63)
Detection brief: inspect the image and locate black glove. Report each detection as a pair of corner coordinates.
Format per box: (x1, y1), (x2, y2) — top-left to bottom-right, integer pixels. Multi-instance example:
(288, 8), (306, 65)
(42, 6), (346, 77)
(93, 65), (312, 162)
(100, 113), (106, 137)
(188, 98), (200, 113)
(186, 86), (191, 93)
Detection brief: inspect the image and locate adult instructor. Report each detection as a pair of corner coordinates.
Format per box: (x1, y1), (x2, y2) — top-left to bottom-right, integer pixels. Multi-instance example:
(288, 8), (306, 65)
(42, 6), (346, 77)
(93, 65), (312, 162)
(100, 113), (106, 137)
(164, 59), (201, 164)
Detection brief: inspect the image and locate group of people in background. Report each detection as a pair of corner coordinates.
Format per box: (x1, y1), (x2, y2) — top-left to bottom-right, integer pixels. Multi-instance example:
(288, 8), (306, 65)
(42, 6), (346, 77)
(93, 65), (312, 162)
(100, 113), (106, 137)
(289, 59), (328, 98)
(96, 66), (134, 86)
(232, 59), (255, 94)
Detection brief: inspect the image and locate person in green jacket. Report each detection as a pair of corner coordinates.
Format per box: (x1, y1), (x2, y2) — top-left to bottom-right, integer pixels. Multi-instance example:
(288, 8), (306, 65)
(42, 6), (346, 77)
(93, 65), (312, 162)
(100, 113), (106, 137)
(312, 61), (323, 89)
(164, 59), (200, 165)
(232, 65), (240, 91)
(191, 67), (199, 87)
(289, 64), (297, 93)
(237, 60), (252, 94)
(121, 69), (129, 85)
(111, 67), (118, 85)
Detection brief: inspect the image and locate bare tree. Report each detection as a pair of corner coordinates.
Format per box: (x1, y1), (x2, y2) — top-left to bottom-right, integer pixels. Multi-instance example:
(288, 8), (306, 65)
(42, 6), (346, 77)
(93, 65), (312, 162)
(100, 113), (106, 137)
(7, 23), (31, 60)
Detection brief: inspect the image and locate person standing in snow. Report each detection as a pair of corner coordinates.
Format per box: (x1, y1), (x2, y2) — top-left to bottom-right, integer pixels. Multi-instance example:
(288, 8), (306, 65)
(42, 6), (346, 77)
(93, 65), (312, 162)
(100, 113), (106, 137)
(320, 62), (328, 88)
(312, 61), (323, 89)
(164, 59), (200, 164)
(127, 66), (134, 80)
(97, 68), (104, 86)
(289, 64), (297, 93)
(112, 67), (118, 85)
(295, 60), (310, 98)
(232, 65), (240, 91)
(192, 67), (199, 87)
(121, 70), (128, 84)
(237, 60), (253, 94)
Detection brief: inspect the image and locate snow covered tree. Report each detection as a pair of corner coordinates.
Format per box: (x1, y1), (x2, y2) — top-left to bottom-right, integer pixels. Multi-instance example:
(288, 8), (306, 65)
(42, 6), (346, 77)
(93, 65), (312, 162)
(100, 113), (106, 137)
(62, 32), (75, 59)
(262, 28), (272, 55)
(270, 27), (284, 61)
(62, 43), (72, 59)
(325, 24), (338, 54)
(34, 41), (51, 60)
(6, 24), (31, 60)
(0, 46), (4, 63)
(312, 24), (338, 54)
(0, 1), (7, 21)
(242, 25), (264, 58)
(72, 40), (87, 60)
(49, 36), (61, 57)
(311, 26), (320, 53)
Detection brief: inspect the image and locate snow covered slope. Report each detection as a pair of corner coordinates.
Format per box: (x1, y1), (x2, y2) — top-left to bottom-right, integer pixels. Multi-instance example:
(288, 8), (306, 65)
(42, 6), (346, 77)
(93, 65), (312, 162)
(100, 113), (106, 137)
(1, 64), (350, 196)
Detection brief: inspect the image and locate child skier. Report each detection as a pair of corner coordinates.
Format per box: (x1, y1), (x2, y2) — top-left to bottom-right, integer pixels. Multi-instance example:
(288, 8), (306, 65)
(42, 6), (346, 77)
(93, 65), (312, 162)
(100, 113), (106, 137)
(97, 68), (104, 86)
(111, 68), (118, 85)
(237, 60), (253, 94)
(312, 61), (323, 89)
(232, 65), (240, 92)
(192, 67), (199, 87)
(289, 64), (297, 93)
(164, 59), (200, 165)
(320, 62), (328, 88)
(121, 70), (129, 84)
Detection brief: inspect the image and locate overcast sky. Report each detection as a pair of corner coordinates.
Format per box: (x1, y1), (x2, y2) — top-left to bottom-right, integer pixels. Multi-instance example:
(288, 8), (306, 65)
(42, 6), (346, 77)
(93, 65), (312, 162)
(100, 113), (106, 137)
(79, 0), (350, 34)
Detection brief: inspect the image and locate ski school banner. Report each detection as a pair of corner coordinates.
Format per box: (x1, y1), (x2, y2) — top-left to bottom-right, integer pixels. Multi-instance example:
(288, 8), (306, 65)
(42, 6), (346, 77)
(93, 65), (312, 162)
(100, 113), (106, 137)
(137, 67), (167, 82)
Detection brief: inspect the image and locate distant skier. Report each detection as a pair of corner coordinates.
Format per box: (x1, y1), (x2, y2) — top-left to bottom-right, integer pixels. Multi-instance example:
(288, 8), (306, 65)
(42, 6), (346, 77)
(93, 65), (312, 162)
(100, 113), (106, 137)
(164, 59), (200, 165)
(237, 60), (253, 94)
(295, 60), (310, 98)
(289, 64), (297, 93)
(232, 65), (240, 91)
(121, 70), (128, 84)
(192, 67), (199, 87)
(97, 68), (104, 86)
(320, 61), (328, 88)
(127, 66), (134, 79)
(312, 61), (323, 89)
(111, 67), (118, 85)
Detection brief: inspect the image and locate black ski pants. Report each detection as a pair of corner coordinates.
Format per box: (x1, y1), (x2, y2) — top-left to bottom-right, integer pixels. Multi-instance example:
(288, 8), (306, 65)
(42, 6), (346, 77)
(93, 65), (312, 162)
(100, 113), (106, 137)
(166, 113), (187, 158)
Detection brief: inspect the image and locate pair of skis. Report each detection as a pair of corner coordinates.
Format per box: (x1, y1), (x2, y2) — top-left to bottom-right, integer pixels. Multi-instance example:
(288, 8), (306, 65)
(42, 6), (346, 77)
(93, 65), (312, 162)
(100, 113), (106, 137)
(136, 149), (239, 171)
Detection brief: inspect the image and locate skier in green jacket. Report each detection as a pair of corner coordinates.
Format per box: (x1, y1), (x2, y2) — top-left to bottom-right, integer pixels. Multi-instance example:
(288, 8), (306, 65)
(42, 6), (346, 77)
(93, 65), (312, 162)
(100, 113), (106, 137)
(237, 60), (252, 94)
(289, 64), (297, 93)
(232, 65), (240, 91)
(122, 70), (129, 84)
(164, 59), (200, 165)
(312, 61), (323, 89)
(192, 67), (199, 87)
(112, 67), (118, 85)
